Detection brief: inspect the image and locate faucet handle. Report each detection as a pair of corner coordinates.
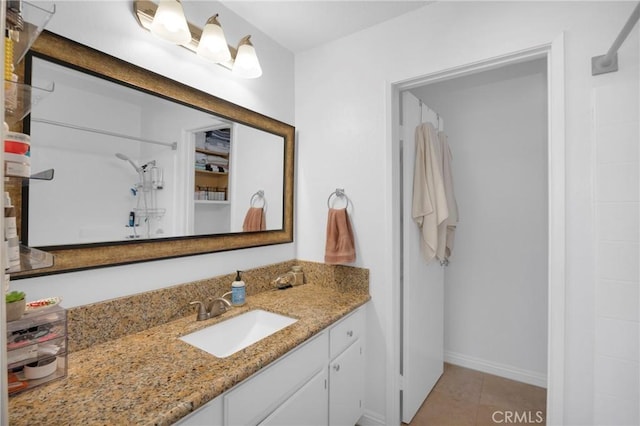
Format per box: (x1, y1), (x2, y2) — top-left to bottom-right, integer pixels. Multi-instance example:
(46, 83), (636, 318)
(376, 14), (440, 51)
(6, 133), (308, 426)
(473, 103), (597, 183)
(190, 301), (209, 321)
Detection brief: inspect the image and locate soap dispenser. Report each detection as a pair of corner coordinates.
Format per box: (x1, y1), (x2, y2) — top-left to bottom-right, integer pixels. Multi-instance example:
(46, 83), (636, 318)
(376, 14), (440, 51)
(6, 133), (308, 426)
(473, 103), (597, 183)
(231, 270), (245, 306)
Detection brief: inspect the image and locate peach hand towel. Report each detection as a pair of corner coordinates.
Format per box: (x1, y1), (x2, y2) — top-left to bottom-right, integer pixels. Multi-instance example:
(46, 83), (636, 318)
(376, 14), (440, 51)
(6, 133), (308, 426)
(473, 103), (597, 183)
(242, 207), (266, 232)
(324, 208), (356, 264)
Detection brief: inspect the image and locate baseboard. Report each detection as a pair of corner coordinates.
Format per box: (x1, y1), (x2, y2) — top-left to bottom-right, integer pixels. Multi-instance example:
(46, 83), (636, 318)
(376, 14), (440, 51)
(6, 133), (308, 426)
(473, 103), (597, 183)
(445, 350), (547, 388)
(358, 409), (387, 426)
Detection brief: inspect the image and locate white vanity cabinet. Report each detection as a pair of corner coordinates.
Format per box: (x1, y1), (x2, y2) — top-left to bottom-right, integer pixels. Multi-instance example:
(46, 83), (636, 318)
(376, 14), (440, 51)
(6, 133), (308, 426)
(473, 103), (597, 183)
(175, 304), (366, 426)
(329, 306), (365, 426)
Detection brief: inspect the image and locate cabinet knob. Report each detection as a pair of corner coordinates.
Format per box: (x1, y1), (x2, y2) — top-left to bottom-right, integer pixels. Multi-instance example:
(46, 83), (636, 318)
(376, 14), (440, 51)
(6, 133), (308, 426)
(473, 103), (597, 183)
(333, 364), (341, 372)
(347, 330), (353, 337)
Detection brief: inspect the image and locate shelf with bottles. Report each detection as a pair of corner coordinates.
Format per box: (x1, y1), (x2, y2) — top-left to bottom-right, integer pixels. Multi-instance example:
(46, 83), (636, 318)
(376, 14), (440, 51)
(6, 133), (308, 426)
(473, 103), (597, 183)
(5, 1), (57, 125)
(6, 244), (54, 273)
(4, 80), (54, 126)
(7, 1), (57, 66)
(194, 185), (227, 202)
(3, 2), (57, 276)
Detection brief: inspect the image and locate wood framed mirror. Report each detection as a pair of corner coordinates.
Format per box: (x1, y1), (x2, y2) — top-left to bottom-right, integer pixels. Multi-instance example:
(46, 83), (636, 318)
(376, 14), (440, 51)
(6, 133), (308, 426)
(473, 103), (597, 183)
(9, 31), (294, 279)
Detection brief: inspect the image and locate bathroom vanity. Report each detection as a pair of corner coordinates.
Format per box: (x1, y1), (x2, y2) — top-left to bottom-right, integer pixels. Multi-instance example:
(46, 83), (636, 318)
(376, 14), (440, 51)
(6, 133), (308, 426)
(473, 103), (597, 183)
(8, 283), (369, 425)
(178, 305), (365, 426)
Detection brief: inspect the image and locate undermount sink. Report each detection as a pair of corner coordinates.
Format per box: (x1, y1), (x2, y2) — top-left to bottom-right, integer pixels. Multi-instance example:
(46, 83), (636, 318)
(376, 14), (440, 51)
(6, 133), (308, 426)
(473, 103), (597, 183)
(179, 309), (298, 358)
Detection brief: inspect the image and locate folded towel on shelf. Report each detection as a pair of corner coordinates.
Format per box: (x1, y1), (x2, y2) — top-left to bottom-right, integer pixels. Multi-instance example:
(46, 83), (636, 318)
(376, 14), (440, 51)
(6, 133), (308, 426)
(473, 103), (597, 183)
(324, 208), (356, 264)
(206, 155), (229, 165)
(207, 129), (231, 142)
(204, 143), (230, 153)
(243, 207), (266, 232)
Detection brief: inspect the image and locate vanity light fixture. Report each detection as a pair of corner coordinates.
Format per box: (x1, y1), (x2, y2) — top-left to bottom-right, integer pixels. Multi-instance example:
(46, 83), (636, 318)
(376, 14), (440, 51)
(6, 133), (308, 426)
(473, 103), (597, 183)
(134, 0), (262, 78)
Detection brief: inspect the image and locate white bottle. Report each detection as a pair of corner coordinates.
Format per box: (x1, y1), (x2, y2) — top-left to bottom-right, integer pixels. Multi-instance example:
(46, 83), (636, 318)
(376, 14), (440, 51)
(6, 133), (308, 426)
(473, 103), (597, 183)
(231, 270), (245, 306)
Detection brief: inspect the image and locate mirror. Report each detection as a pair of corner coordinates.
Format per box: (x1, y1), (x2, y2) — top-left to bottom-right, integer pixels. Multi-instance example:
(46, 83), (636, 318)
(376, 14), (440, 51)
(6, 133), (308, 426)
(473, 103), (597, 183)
(11, 31), (294, 278)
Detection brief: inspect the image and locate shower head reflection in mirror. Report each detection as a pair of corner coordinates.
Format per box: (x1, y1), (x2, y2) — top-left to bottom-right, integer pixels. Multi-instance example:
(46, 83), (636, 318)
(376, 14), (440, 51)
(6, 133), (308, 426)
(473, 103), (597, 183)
(115, 152), (142, 173)
(115, 153), (163, 240)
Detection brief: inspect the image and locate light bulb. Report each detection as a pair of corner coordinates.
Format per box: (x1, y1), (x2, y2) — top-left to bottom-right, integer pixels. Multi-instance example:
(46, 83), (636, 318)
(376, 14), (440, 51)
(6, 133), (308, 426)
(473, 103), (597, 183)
(233, 37), (262, 78)
(196, 15), (231, 63)
(151, 0), (191, 45)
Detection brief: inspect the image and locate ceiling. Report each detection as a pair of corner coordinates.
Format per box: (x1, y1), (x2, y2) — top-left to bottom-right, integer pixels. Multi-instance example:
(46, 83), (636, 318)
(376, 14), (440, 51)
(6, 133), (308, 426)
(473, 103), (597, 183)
(219, 1), (432, 53)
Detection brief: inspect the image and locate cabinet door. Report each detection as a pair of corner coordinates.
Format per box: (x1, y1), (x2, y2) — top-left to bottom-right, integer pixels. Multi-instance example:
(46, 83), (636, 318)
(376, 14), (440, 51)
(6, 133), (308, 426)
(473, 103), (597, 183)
(224, 332), (328, 425)
(259, 369), (328, 426)
(329, 340), (364, 426)
(174, 395), (223, 426)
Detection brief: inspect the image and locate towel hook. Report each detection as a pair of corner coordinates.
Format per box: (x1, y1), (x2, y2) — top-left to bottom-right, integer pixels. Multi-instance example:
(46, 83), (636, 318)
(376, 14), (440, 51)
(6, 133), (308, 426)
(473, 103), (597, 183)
(327, 188), (350, 209)
(250, 190), (265, 208)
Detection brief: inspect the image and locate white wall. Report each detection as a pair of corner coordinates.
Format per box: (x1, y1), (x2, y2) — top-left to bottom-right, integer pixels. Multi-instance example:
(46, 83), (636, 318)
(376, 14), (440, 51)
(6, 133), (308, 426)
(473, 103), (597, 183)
(411, 58), (549, 385)
(29, 58), (145, 245)
(592, 24), (639, 425)
(295, 2), (638, 424)
(12, 0), (295, 307)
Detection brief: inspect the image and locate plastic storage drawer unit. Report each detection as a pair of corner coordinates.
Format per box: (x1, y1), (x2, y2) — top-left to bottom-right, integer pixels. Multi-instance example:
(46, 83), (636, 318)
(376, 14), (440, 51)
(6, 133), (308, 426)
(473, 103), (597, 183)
(6, 305), (68, 395)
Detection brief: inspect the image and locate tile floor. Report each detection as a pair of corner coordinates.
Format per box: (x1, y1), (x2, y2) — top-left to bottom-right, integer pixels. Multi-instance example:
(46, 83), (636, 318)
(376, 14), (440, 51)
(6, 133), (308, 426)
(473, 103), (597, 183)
(405, 363), (547, 426)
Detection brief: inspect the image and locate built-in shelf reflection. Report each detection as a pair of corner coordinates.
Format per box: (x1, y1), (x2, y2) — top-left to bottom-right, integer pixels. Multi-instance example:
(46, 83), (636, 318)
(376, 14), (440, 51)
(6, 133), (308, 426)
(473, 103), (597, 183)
(4, 80), (55, 126)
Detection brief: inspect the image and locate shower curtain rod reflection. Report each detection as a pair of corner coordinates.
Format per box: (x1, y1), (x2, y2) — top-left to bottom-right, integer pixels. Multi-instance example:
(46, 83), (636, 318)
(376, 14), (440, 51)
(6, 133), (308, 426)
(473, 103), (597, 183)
(31, 117), (178, 150)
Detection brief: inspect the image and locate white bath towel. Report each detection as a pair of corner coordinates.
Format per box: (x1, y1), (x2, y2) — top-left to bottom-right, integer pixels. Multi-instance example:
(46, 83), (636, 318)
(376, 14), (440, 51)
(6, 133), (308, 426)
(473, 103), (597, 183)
(412, 123), (449, 262)
(438, 131), (459, 259)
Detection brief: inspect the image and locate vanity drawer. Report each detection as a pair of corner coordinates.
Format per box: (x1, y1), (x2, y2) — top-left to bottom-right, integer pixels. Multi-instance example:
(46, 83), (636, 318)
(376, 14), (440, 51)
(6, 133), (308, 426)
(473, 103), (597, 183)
(329, 306), (365, 359)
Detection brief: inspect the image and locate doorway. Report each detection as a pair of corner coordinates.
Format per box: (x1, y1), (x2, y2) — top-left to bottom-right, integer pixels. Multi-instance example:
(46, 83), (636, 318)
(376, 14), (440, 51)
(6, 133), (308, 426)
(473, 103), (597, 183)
(391, 38), (566, 425)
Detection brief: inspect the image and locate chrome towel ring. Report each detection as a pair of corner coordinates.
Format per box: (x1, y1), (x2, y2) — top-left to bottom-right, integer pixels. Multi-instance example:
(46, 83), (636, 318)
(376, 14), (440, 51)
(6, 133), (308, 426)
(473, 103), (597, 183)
(250, 190), (265, 207)
(327, 188), (350, 209)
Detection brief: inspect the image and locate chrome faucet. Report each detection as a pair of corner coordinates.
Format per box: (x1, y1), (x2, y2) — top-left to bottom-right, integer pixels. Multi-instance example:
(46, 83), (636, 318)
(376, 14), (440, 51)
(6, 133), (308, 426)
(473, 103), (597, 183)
(190, 292), (232, 321)
(273, 271), (295, 287)
(273, 267), (304, 288)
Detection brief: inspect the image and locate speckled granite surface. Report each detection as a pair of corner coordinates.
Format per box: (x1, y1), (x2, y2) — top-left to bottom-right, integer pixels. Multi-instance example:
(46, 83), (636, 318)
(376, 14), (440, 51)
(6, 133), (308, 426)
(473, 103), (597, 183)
(66, 260), (303, 353)
(9, 262), (369, 425)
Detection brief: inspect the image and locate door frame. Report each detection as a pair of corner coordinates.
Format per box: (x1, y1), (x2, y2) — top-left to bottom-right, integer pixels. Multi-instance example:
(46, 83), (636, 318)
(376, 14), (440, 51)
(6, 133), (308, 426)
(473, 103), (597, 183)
(386, 34), (565, 425)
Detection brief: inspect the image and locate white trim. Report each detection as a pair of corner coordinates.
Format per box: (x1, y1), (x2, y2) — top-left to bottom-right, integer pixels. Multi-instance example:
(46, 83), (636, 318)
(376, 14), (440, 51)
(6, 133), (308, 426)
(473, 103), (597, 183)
(358, 409), (387, 426)
(445, 351), (547, 388)
(385, 80), (403, 426)
(389, 38), (566, 426)
(545, 32), (566, 426)
(396, 44), (550, 91)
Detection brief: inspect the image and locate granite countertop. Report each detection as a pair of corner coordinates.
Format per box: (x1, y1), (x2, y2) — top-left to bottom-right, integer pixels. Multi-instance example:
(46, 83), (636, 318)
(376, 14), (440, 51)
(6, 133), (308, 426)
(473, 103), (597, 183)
(8, 284), (370, 425)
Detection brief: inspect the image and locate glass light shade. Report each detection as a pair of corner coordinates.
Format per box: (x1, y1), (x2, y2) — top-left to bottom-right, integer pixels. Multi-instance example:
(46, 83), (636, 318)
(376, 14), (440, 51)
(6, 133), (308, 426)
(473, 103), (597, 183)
(151, 0), (191, 45)
(233, 42), (262, 78)
(196, 17), (232, 63)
